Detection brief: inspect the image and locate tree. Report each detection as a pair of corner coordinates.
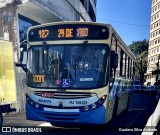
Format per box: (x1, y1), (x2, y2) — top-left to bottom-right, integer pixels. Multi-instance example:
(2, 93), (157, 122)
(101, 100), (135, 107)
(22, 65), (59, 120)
(135, 51), (148, 86)
(129, 40), (149, 86)
(129, 39), (148, 56)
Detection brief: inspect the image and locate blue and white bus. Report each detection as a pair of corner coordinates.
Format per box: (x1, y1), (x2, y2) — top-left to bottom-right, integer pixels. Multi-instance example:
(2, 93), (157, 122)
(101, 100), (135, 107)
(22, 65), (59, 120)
(17, 21), (136, 126)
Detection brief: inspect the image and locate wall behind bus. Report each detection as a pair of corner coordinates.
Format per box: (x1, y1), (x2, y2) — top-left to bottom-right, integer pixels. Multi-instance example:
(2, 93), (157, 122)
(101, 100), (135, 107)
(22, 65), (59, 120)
(0, 4), (26, 113)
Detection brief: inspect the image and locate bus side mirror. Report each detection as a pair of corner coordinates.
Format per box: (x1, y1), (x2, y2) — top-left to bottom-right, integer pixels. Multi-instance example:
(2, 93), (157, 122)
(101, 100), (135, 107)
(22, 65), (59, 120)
(19, 40), (27, 63)
(111, 51), (118, 69)
(16, 40), (28, 72)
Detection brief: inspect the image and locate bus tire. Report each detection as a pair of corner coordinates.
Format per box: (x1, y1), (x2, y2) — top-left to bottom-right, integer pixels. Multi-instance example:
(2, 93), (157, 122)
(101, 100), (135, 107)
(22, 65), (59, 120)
(0, 111), (3, 126)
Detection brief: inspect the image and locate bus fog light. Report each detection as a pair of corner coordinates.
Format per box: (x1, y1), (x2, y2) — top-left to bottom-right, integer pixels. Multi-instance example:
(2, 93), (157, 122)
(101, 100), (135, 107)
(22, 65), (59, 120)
(35, 104), (39, 108)
(30, 101), (33, 105)
(84, 106), (89, 111)
(92, 103), (96, 109)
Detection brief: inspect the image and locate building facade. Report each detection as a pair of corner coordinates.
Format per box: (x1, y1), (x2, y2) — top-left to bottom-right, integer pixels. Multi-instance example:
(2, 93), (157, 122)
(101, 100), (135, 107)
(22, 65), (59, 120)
(145, 0), (160, 85)
(0, 0), (97, 113)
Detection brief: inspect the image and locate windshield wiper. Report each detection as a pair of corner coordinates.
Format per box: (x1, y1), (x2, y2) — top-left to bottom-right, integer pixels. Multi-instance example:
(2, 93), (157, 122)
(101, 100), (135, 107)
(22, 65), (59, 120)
(74, 41), (88, 69)
(73, 41), (88, 80)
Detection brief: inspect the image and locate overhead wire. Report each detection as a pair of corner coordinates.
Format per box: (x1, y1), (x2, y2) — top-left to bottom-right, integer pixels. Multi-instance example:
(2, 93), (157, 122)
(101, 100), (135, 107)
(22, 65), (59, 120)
(97, 18), (150, 27)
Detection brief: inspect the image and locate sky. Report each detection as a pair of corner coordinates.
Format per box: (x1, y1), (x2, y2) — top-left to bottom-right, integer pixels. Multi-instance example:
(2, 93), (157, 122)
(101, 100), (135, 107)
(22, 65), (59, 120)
(96, 0), (151, 45)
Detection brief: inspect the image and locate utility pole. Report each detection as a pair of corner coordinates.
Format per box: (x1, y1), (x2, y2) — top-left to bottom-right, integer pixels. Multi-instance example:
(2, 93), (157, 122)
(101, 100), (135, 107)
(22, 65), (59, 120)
(155, 55), (160, 85)
(140, 58), (143, 89)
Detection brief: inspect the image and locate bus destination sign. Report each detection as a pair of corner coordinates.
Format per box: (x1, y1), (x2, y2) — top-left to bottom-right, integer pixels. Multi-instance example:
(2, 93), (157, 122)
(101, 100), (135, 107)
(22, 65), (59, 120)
(28, 24), (109, 42)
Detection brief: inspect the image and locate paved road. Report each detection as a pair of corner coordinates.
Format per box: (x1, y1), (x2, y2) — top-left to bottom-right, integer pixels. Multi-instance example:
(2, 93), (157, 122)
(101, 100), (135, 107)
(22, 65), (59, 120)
(3, 92), (159, 135)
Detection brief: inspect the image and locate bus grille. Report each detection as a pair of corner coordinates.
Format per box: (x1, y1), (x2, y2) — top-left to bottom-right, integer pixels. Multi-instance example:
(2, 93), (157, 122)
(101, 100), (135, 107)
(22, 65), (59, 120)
(34, 91), (96, 99)
(43, 112), (79, 121)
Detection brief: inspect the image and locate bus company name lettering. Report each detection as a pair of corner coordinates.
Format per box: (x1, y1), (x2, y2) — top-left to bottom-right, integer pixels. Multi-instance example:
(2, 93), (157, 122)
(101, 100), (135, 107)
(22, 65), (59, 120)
(38, 99), (51, 104)
(69, 101), (87, 105)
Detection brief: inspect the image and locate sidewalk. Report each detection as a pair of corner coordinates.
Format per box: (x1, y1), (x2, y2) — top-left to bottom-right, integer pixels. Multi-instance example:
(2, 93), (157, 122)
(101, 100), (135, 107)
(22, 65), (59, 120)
(3, 112), (44, 126)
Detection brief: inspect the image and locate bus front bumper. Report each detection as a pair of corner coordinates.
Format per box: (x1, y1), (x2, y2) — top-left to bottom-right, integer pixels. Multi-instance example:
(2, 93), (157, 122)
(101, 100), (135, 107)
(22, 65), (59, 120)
(26, 103), (106, 125)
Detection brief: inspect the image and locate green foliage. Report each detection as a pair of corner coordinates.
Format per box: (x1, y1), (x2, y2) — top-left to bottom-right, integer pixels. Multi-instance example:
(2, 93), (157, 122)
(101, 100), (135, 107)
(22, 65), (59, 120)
(129, 39), (149, 85)
(135, 51), (148, 74)
(129, 39), (148, 56)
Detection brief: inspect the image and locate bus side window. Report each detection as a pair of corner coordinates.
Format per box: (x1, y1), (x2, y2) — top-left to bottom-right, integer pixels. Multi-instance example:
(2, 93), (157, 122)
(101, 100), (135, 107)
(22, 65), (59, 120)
(110, 51), (118, 77)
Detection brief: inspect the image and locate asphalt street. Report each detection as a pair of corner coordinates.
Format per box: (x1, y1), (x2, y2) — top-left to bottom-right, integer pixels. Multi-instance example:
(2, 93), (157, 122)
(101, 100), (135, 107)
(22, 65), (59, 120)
(3, 92), (159, 135)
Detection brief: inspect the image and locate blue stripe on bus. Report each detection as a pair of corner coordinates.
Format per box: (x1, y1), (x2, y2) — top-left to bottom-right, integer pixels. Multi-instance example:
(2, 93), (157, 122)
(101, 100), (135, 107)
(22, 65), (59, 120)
(26, 102), (106, 125)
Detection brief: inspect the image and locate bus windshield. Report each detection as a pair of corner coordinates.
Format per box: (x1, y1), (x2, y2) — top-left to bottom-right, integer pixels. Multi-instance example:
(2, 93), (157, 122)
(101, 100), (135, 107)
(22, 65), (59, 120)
(26, 44), (109, 89)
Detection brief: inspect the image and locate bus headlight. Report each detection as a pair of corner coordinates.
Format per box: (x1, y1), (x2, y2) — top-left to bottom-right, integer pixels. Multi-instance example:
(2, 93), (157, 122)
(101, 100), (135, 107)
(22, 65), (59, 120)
(35, 104), (40, 108)
(30, 101), (34, 105)
(26, 95), (42, 110)
(92, 103), (96, 109)
(84, 106), (89, 111)
(97, 95), (107, 105)
(80, 95), (107, 112)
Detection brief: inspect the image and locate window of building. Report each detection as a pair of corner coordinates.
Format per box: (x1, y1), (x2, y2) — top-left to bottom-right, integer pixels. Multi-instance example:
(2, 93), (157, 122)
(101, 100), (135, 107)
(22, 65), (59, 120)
(157, 55), (159, 60)
(18, 14), (39, 42)
(149, 42), (151, 47)
(155, 40), (157, 44)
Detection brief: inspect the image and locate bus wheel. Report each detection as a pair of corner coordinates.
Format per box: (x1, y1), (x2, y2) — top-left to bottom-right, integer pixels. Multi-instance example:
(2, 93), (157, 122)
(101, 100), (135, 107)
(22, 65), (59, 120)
(0, 111), (3, 126)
